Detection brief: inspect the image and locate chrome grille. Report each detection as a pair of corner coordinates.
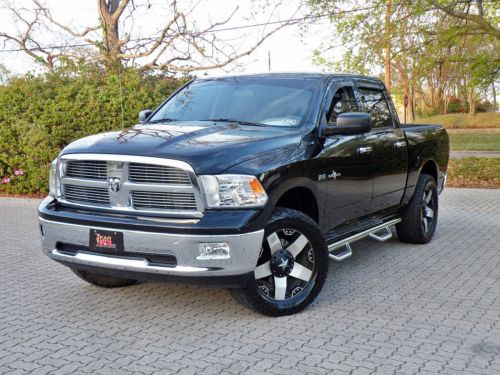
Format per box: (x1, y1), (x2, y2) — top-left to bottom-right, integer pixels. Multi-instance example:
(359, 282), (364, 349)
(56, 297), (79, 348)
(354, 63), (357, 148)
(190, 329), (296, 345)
(132, 191), (197, 210)
(57, 155), (203, 218)
(129, 163), (191, 185)
(66, 160), (107, 180)
(63, 185), (110, 205)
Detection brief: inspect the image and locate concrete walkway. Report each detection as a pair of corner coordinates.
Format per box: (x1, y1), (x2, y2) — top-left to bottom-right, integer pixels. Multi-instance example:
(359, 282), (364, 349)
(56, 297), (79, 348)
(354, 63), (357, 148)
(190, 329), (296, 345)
(450, 150), (500, 158)
(1, 189), (500, 374)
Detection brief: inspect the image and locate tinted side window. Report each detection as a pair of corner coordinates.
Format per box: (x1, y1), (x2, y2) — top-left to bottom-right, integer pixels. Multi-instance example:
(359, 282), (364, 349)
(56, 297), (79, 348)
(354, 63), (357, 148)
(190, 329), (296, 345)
(359, 88), (393, 128)
(327, 86), (358, 126)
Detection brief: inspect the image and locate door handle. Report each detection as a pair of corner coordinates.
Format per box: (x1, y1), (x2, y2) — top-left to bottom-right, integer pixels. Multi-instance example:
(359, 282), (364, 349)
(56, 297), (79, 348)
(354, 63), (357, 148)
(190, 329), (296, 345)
(394, 141), (406, 148)
(357, 146), (372, 154)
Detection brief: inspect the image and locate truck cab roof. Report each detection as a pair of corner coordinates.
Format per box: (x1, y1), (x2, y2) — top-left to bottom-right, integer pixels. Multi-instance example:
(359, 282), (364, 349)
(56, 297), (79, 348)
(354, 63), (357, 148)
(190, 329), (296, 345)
(197, 72), (384, 86)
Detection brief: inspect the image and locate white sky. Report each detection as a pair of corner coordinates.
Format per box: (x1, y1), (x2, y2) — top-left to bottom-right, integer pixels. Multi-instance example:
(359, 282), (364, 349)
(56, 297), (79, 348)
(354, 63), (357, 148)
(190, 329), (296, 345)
(0, 0), (338, 77)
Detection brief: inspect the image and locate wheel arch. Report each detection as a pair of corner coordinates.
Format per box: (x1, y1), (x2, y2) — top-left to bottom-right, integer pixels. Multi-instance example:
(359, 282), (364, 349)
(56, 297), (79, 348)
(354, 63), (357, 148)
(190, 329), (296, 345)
(419, 159), (439, 183)
(401, 158), (440, 206)
(275, 187), (319, 223)
(268, 177), (322, 225)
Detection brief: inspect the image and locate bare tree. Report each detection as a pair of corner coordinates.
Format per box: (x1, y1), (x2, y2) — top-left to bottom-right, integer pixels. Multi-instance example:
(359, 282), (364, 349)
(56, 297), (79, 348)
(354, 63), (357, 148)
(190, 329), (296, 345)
(0, 1), (61, 71)
(1, 0), (301, 72)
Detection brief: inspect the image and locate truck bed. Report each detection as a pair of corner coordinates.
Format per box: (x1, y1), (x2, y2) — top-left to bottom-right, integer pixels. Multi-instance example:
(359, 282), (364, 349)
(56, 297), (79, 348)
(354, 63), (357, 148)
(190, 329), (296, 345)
(400, 122), (450, 202)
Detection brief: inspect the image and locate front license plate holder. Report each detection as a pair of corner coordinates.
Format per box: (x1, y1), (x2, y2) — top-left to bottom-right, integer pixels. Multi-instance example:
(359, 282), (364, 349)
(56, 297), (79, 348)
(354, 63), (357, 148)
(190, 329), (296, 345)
(89, 229), (124, 253)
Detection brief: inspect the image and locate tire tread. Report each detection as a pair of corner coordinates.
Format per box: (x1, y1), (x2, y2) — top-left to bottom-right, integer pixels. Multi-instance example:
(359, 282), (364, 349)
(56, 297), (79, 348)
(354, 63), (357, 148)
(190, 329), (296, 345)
(230, 207), (328, 316)
(396, 173), (437, 244)
(71, 268), (137, 288)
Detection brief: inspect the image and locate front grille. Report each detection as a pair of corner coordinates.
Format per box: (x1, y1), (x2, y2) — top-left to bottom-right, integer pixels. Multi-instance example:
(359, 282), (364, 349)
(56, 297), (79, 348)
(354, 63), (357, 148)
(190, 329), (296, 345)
(129, 163), (191, 185)
(66, 160), (107, 180)
(132, 191), (197, 210)
(63, 185), (110, 205)
(58, 156), (203, 217)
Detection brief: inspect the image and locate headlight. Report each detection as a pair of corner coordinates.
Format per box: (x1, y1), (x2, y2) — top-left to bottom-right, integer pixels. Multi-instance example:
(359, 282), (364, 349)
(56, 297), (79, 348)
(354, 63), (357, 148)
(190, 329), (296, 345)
(49, 159), (58, 197)
(199, 174), (268, 208)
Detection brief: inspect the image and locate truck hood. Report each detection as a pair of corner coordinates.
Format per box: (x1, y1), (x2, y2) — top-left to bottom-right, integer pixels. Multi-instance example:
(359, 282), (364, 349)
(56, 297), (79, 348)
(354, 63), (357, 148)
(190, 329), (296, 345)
(60, 121), (303, 174)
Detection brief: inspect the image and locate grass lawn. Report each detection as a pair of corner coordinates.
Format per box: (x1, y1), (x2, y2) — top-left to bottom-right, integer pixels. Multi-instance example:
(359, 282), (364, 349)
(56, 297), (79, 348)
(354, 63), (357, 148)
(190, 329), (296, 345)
(415, 113), (500, 129)
(449, 133), (500, 151)
(447, 157), (500, 188)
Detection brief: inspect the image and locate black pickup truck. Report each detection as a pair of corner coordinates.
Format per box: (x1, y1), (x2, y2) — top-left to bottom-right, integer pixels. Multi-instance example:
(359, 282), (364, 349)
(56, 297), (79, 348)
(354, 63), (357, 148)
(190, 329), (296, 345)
(38, 73), (449, 316)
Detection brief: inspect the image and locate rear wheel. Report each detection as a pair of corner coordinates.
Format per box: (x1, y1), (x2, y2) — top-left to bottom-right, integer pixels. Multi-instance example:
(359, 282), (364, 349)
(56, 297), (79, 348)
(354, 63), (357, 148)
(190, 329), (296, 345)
(71, 268), (137, 288)
(396, 173), (438, 244)
(230, 208), (328, 316)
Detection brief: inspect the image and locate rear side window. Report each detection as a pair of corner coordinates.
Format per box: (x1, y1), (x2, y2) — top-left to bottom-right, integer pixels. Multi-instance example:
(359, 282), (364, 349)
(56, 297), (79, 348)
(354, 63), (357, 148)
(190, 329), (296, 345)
(326, 86), (358, 126)
(359, 88), (393, 128)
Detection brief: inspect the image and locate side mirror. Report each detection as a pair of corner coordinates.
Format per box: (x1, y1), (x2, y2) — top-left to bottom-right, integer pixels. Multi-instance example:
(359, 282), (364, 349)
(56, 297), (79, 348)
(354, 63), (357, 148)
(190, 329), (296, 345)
(324, 112), (371, 136)
(138, 109), (153, 123)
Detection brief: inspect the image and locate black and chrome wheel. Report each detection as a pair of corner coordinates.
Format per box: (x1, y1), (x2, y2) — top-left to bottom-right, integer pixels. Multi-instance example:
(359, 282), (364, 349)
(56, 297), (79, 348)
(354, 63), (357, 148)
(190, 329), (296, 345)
(421, 183), (437, 235)
(231, 208), (328, 316)
(397, 173), (438, 244)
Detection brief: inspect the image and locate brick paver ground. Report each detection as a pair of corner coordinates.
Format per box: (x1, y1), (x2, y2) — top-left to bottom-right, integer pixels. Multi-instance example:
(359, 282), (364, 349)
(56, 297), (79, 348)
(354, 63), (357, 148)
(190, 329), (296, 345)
(0, 188), (499, 374)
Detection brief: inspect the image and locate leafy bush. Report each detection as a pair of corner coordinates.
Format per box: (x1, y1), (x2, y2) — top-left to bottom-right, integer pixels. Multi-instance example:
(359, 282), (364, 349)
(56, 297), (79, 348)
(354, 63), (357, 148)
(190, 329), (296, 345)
(475, 100), (494, 113)
(446, 97), (465, 113)
(0, 64), (186, 194)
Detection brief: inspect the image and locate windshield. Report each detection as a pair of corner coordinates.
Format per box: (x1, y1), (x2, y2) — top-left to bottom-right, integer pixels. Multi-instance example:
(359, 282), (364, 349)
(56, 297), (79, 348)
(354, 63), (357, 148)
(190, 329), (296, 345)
(148, 77), (322, 127)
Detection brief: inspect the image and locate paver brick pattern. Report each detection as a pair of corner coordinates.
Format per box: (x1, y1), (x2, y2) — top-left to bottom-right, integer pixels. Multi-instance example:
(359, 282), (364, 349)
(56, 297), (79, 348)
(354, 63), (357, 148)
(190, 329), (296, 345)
(0, 188), (499, 374)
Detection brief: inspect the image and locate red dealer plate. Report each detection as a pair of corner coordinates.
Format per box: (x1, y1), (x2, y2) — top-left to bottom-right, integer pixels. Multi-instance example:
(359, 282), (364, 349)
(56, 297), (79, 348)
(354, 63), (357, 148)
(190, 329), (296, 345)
(89, 229), (124, 253)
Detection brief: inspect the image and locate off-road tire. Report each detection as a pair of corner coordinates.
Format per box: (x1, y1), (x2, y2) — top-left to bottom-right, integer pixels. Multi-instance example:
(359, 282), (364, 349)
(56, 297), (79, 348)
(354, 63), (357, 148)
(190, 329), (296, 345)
(230, 208), (328, 316)
(396, 173), (438, 244)
(71, 268), (137, 288)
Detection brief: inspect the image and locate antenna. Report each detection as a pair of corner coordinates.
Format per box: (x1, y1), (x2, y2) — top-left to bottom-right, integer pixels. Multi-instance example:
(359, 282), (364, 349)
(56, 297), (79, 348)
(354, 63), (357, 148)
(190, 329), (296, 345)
(118, 65), (125, 129)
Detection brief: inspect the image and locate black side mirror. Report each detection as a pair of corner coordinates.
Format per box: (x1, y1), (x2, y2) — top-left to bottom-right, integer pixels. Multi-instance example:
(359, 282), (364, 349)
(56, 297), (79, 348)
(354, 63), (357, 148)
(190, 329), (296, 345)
(138, 109), (153, 123)
(324, 112), (371, 136)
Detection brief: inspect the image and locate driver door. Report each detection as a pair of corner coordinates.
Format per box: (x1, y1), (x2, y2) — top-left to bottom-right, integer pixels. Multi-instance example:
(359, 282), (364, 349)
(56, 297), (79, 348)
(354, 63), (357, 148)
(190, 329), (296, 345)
(317, 82), (374, 231)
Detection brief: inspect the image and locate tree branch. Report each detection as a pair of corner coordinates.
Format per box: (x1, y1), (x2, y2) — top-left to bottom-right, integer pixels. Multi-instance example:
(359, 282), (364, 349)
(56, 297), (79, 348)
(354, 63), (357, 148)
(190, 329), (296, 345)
(143, 18), (298, 72)
(430, 0), (500, 38)
(33, 0), (101, 37)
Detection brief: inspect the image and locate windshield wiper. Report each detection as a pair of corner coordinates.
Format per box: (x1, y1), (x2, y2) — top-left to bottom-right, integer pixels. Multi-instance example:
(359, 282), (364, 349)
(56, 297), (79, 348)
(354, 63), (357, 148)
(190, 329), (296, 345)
(145, 118), (178, 124)
(203, 118), (263, 126)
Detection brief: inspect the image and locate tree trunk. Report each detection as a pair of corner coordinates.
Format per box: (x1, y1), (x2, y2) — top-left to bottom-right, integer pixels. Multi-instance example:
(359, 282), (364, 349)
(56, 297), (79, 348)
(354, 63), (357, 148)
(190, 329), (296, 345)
(400, 74), (415, 122)
(98, 0), (126, 70)
(467, 88), (476, 115)
(443, 95), (449, 114)
(410, 85), (416, 121)
(493, 81), (497, 112)
(384, 0), (391, 91)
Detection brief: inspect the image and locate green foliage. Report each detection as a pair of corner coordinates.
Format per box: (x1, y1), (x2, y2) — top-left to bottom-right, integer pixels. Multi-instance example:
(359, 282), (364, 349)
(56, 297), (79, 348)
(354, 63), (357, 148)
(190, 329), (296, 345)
(448, 133), (500, 151)
(446, 97), (465, 113)
(308, 0), (499, 115)
(448, 157), (500, 188)
(0, 64), (186, 194)
(414, 113), (500, 129)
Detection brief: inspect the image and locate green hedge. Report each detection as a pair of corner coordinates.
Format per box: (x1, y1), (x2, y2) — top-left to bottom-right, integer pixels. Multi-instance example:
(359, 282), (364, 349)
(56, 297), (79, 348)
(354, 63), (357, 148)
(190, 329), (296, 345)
(0, 65), (186, 194)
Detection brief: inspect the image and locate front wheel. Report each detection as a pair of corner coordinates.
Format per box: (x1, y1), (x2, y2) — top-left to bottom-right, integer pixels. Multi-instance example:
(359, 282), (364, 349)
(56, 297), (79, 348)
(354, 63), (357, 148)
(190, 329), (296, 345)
(71, 268), (137, 288)
(230, 208), (328, 316)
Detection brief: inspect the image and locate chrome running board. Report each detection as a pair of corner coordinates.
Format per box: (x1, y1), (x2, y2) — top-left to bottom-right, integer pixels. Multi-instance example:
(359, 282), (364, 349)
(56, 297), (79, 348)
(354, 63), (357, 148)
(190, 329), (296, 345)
(368, 227), (393, 242)
(329, 243), (353, 261)
(327, 218), (401, 262)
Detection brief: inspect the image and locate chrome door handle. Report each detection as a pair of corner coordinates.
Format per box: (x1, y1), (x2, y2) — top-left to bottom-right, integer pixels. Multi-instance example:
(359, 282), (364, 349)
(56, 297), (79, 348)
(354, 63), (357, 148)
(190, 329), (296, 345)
(394, 141), (406, 148)
(358, 146), (372, 154)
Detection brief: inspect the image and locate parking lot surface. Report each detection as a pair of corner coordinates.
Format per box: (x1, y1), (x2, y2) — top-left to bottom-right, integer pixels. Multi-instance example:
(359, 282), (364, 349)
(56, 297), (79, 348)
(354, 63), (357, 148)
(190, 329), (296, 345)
(0, 188), (499, 374)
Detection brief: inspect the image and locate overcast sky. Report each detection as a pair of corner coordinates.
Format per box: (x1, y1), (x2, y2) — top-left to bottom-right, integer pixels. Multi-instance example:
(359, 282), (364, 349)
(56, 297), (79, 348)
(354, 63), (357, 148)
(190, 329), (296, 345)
(0, 0), (337, 77)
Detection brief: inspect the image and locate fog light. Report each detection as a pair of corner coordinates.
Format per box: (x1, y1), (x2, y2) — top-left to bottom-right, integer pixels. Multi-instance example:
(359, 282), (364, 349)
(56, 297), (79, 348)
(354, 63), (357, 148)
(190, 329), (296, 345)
(197, 242), (230, 260)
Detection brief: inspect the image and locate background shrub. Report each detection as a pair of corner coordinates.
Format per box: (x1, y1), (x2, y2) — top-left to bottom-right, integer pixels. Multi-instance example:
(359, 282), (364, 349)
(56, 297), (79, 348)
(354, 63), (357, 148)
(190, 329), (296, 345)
(0, 64), (186, 194)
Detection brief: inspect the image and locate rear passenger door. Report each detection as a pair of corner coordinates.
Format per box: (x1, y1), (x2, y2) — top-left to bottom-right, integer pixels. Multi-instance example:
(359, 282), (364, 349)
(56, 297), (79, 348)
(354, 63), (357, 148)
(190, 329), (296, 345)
(356, 82), (408, 213)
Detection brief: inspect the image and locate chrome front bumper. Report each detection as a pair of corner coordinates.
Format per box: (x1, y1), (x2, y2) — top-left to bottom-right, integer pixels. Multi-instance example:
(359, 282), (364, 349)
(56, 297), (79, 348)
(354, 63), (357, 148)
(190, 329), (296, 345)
(39, 217), (264, 279)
